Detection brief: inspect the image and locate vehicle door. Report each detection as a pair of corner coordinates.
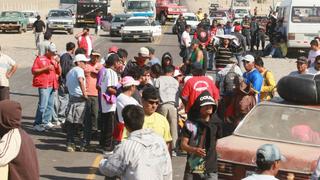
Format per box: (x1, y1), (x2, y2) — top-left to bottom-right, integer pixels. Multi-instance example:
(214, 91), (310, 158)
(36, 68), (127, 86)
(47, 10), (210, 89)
(151, 20), (162, 36)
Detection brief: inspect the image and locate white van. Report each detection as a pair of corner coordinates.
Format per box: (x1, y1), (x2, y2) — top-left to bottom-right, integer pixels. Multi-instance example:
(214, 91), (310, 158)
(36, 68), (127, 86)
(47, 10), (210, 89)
(277, 0), (320, 51)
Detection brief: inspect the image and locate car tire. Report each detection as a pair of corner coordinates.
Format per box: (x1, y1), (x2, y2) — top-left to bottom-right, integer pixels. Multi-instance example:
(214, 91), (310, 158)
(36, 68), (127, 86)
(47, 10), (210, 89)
(68, 29), (74, 35)
(110, 32), (115, 37)
(160, 13), (166, 25)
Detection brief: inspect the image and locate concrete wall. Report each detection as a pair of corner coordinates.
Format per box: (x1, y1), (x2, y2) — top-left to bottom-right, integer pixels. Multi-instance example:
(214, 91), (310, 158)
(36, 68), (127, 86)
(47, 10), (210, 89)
(0, 0), (59, 17)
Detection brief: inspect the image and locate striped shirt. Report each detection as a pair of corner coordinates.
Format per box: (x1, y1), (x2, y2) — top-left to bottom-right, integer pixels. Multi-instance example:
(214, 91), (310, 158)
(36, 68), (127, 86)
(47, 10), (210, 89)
(215, 46), (233, 68)
(99, 68), (119, 113)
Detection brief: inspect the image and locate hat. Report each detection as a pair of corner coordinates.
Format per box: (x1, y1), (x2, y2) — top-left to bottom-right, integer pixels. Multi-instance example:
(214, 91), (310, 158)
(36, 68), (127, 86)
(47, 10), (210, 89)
(91, 50), (101, 57)
(138, 47), (150, 58)
(191, 38), (200, 45)
(120, 76), (140, 87)
(174, 69), (182, 77)
(242, 54), (255, 63)
(296, 56), (308, 64)
(234, 25), (242, 32)
(198, 91), (216, 107)
(47, 43), (57, 54)
(256, 144), (285, 162)
(108, 46), (118, 53)
(74, 54), (90, 63)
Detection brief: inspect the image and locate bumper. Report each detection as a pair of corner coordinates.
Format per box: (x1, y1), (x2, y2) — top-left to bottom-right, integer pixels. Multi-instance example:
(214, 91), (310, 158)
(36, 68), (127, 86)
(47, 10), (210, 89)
(166, 14), (179, 20)
(48, 24), (73, 30)
(121, 33), (152, 40)
(0, 24), (20, 30)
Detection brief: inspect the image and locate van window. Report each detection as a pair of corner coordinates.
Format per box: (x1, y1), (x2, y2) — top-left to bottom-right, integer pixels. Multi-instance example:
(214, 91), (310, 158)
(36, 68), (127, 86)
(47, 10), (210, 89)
(291, 6), (320, 23)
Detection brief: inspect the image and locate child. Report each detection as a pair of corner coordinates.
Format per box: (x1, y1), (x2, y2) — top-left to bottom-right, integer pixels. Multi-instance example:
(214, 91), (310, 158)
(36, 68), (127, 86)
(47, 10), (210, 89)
(181, 91), (222, 179)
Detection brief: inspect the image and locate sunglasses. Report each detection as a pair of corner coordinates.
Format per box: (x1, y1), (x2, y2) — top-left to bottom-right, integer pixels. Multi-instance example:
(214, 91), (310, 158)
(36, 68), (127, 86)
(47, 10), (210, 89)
(147, 100), (159, 105)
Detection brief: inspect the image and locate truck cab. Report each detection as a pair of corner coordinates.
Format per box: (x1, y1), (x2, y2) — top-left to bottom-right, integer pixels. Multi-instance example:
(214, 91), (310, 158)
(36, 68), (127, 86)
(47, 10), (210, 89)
(155, 0), (187, 25)
(123, 0), (156, 18)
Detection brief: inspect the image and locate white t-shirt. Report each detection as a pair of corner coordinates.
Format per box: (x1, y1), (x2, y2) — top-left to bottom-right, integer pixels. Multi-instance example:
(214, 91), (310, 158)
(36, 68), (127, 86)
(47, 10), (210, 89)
(116, 93), (140, 123)
(181, 31), (191, 47)
(100, 68), (119, 113)
(0, 53), (16, 87)
(307, 67), (320, 75)
(308, 50), (320, 67)
(242, 174), (279, 180)
(66, 66), (85, 97)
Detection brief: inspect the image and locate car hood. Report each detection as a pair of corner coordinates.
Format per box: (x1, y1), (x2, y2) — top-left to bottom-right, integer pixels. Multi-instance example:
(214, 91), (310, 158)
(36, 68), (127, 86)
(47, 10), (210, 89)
(0, 17), (21, 22)
(47, 17), (73, 21)
(217, 135), (320, 173)
(123, 26), (152, 31)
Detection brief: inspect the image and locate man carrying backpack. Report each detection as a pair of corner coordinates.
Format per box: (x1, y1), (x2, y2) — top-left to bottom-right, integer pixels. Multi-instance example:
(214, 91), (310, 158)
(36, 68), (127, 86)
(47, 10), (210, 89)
(215, 58), (243, 136)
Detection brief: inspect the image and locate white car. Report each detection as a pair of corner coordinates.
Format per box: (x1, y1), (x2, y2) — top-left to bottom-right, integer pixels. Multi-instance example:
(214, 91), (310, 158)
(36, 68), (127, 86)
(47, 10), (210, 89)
(209, 10), (230, 25)
(121, 17), (161, 42)
(234, 9), (250, 19)
(172, 12), (199, 34)
(22, 11), (39, 30)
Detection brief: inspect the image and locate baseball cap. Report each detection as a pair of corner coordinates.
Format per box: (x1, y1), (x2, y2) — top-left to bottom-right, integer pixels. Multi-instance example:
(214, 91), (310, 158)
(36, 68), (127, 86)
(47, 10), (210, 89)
(198, 91), (216, 107)
(296, 56), (308, 64)
(256, 144), (285, 162)
(174, 69), (182, 77)
(74, 54), (90, 63)
(46, 43), (57, 54)
(108, 46), (118, 53)
(234, 25), (242, 32)
(138, 47), (150, 58)
(242, 54), (255, 63)
(120, 76), (140, 87)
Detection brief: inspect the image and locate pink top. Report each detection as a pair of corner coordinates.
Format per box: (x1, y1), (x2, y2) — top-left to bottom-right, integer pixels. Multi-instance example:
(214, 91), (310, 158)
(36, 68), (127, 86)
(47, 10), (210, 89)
(95, 16), (102, 25)
(84, 62), (103, 96)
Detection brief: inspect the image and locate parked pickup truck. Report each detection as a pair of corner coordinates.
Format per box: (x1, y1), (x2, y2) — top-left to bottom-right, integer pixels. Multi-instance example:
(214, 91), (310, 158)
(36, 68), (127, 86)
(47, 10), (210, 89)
(46, 9), (74, 34)
(0, 11), (28, 33)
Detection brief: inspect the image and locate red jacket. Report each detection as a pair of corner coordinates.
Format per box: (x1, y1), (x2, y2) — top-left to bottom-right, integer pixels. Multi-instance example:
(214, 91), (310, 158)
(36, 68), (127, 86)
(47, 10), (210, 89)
(31, 55), (61, 89)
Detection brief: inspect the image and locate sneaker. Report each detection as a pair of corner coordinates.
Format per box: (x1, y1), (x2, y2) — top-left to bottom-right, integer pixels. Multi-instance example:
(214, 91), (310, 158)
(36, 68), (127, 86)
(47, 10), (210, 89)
(54, 121), (61, 127)
(44, 122), (55, 129)
(66, 143), (75, 152)
(33, 124), (45, 132)
(172, 150), (177, 157)
(265, 55), (272, 58)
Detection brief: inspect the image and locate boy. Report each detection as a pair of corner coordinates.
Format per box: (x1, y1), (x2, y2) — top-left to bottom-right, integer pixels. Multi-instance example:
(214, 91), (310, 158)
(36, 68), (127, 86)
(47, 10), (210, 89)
(181, 91), (222, 180)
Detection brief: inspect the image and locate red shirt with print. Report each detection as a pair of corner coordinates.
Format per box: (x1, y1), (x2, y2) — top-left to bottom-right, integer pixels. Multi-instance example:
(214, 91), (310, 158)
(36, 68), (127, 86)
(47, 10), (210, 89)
(181, 76), (220, 112)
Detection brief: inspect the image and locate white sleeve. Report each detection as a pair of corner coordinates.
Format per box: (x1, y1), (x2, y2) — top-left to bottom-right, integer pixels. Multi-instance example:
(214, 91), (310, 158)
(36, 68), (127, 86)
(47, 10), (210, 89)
(0, 129), (21, 166)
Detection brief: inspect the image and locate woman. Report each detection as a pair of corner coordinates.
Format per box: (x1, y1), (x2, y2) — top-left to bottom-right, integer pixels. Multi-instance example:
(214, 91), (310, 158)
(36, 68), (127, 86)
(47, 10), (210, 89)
(161, 52), (173, 73)
(0, 100), (39, 180)
(308, 39), (320, 67)
(190, 38), (204, 66)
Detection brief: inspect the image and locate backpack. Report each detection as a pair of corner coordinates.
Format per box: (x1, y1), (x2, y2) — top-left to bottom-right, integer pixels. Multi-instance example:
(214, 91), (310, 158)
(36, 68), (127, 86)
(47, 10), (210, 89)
(224, 65), (241, 95)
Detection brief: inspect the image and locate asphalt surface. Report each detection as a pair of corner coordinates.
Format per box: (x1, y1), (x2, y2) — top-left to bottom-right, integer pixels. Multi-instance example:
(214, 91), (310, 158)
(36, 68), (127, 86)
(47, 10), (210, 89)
(6, 23), (187, 180)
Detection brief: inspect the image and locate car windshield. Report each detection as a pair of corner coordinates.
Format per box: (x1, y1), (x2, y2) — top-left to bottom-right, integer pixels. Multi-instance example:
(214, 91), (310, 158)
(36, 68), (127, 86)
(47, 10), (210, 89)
(291, 6), (320, 23)
(1, 12), (21, 18)
(127, 1), (152, 11)
(113, 16), (130, 22)
(49, 10), (71, 17)
(210, 11), (226, 17)
(125, 19), (149, 26)
(235, 9), (248, 13)
(233, 0), (249, 7)
(235, 104), (320, 146)
(185, 16), (197, 21)
(23, 12), (34, 17)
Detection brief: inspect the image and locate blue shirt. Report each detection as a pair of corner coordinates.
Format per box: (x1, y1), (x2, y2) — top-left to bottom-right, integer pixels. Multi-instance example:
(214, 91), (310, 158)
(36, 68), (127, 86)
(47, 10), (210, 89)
(243, 68), (263, 102)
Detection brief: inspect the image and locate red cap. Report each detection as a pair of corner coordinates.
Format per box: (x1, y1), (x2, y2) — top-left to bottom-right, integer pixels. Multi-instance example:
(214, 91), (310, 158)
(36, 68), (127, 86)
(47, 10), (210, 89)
(108, 46), (118, 53)
(235, 25), (242, 32)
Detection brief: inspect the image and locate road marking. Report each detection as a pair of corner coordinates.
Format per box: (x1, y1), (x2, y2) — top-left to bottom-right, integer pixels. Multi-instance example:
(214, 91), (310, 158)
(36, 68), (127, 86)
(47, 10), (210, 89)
(155, 25), (170, 44)
(86, 154), (103, 180)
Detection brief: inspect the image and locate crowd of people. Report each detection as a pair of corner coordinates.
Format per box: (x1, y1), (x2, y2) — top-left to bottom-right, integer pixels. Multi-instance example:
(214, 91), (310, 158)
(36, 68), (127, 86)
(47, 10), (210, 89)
(0, 8), (320, 180)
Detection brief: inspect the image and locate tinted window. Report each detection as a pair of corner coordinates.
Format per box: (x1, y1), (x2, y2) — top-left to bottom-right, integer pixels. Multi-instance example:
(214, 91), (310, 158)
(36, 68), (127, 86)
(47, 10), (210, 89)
(49, 10), (71, 17)
(291, 6), (320, 23)
(210, 11), (226, 17)
(1, 12), (21, 17)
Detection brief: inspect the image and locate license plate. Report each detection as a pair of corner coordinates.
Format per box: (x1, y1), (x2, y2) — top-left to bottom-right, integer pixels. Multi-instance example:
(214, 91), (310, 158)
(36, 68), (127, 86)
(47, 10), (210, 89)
(245, 170), (255, 177)
(57, 25), (64, 28)
(133, 35), (139, 39)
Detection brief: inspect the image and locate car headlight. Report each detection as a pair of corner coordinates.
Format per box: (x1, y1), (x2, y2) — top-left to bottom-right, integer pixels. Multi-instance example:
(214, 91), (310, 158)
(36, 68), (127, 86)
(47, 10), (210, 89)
(142, 30), (151, 33)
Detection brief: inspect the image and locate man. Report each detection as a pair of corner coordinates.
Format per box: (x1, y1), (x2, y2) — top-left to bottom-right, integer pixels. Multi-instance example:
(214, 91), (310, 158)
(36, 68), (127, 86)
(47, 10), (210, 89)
(146, 46), (160, 66)
(32, 15), (46, 47)
(250, 16), (259, 51)
(0, 100), (39, 180)
(224, 21), (233, 35)
(200, 13), (210, 31)
(241, 16), (251, 50)
(75, 27), (93, 57)
(243, 144), (285, 180)
(65, 54), (90, 152)
(57, 42), (76, 124)
(181, 63), (220, 113)
(98, 54), (121, 151)
(176, 14), (187, 45)
(289, 56), (309, 76)
(155, 65), (179, 155)
(122, 87), (172, 147)
(307, 55), (320, 75)
(242, 54), (263, 102)
(0, 46), (18, 101)
(123, 47), (150, 77)
(31, 43), (61, 132)
(181, 91), (222, 180)
(254, 57), (276, 101)
(180, 25), (192, 62)
(232, 25), (246, 68)
(99, 105), (172, 180)
(37, 31), (52, 56)
(215, 36), (234, 69)
(82, 51), (103, 150)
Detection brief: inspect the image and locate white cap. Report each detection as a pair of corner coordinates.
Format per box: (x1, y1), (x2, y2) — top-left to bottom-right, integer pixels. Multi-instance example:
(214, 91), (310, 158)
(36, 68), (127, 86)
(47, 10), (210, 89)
(242, 54), (255, 63)
(46, 43), (57, 54)
(74, 54), (90, 63)
(138, 47), (150, 58)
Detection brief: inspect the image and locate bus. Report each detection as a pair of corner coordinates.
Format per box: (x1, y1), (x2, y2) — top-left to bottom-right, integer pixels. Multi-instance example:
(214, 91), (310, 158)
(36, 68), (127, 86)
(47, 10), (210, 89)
(59, 0), (77, 14)
(76, 0), (110, 26)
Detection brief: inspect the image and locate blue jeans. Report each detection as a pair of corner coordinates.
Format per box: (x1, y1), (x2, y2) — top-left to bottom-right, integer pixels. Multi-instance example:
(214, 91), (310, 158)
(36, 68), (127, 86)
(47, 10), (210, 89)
(208, 51), (216, 70)
(34, 87), (55, 125)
